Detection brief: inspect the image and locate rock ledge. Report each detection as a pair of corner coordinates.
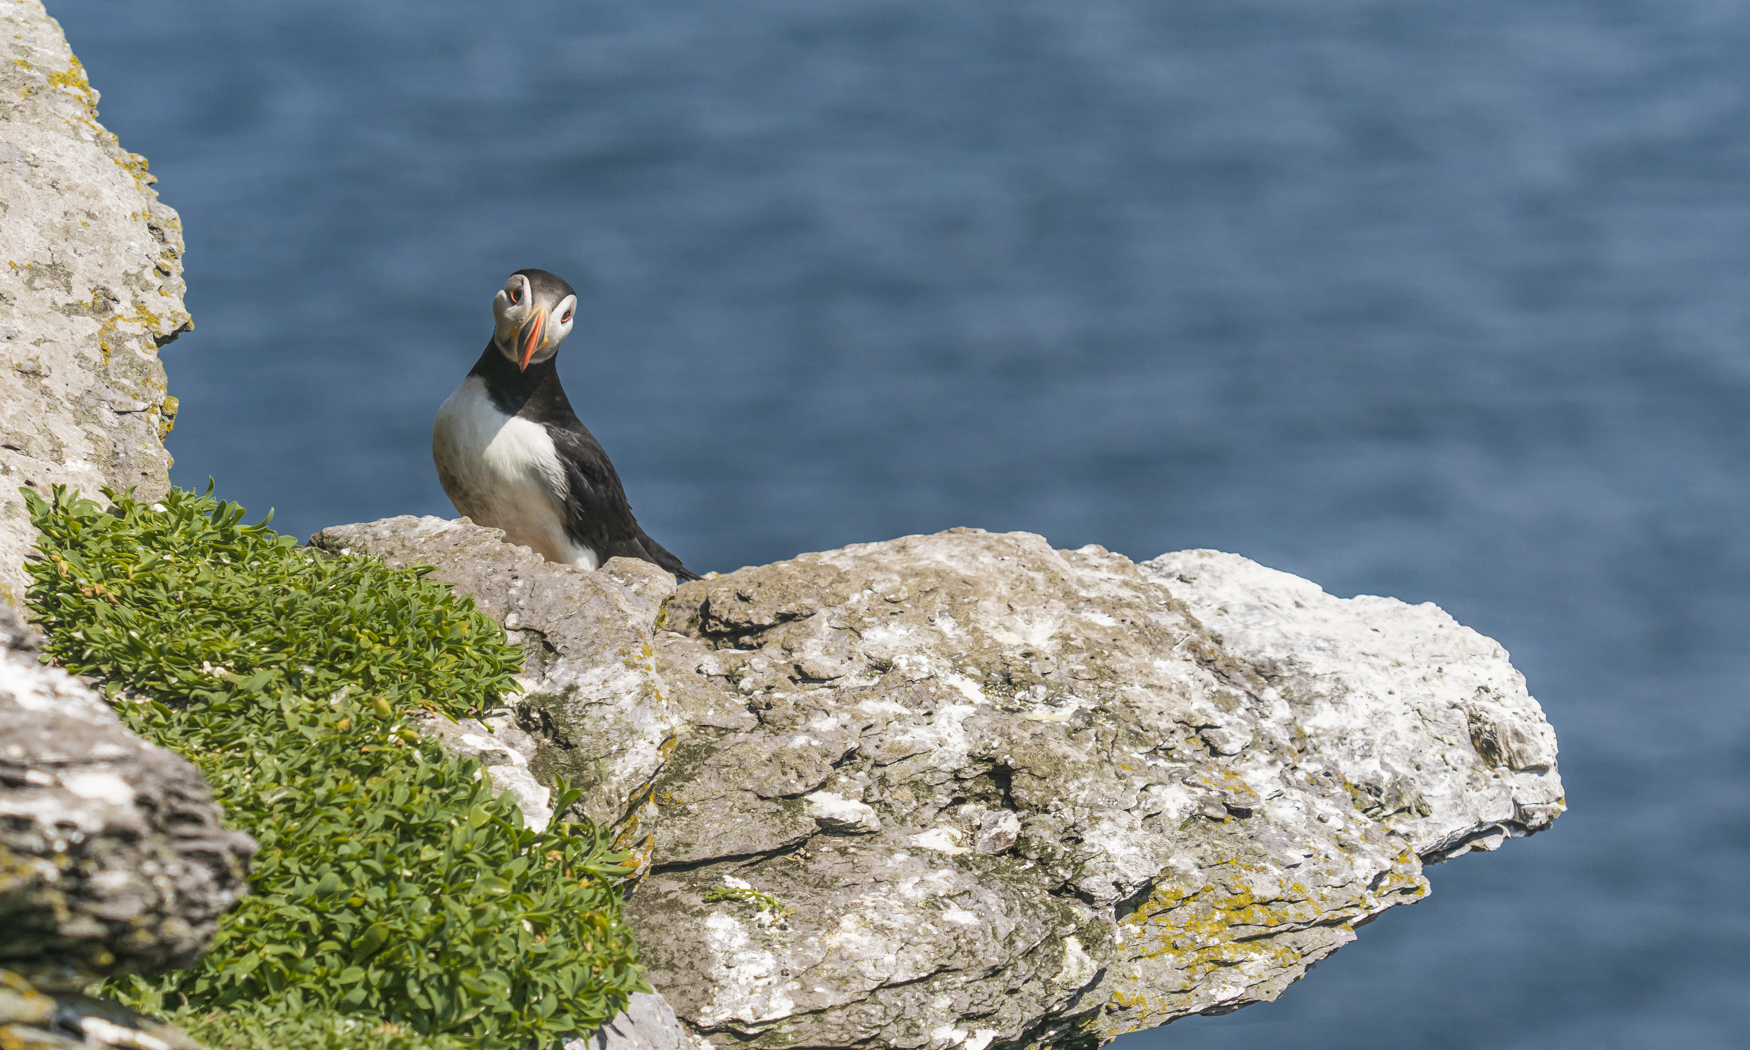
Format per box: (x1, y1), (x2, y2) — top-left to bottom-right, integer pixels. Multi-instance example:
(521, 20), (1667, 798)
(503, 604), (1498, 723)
(316, 517), (1563, 1050)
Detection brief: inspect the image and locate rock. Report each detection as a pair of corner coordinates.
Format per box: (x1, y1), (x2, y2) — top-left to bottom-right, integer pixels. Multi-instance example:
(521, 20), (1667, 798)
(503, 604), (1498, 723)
(322, 518), (1564, 1050)
(1145, 549), (1564, 862)
(308, 516), (681, 853)
(0, 0), (191, 610)
(0, 603), (256, 983)
(803, 791), (882, 835)
(0, 970), (206, 1050)
(564, 991), (710, 1050)
(972, 809), (1020, 854)
(411, 708), (554, 832)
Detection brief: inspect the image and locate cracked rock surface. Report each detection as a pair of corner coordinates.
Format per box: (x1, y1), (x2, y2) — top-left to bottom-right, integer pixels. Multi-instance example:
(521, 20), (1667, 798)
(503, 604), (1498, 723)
(0, 0), (190, 609)
(0, 604), (255, 983)
(322, 518), (1564, 1050)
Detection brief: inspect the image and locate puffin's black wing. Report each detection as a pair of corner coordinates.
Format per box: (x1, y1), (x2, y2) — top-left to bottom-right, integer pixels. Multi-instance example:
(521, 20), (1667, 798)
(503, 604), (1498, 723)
(548, 423), (701, 581)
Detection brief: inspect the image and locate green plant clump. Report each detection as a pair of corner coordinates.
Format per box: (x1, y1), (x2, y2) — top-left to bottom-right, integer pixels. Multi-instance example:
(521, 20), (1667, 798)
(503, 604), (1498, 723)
(700, 886), (789, 916)
(25, 486), (648, 1049)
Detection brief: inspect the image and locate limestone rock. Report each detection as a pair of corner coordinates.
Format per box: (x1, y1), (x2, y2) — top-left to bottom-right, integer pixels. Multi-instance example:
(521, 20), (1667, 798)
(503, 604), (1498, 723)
(309, 516), (681, 845)
(0, 0), (190, 608)
(0, 605), (256, 982)
(1143, 550), (1563, 862)
(410, 708), (554, 832)
(0, 967), (206, 1050)
(564, 991), (711, 1050)
(322, 518), (1564, 1050)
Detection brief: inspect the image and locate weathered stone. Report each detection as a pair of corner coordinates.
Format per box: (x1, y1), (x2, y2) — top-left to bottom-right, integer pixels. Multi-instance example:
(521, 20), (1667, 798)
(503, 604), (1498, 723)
(0, 967), (56, 1027)
(1143, 549), (1563, 863)
(0, 968), (207, 1050)
(564, 991), (710, 1050)
(0, 604), (256, 982)
(410, 709), (554, 832)
(323, 518), (1564, 1050)
(308, 515), (681, 849)
(0, 0), (190, 609)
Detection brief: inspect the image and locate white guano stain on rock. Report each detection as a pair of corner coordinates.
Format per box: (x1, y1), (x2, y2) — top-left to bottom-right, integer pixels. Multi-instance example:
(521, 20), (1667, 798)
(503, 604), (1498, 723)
(699, 911), (794, 1026)
(1053, 936), (1098, 988)
(907, 827), (970, 855)
(59, 770), (133, 805)
(804, 791), (880, 834)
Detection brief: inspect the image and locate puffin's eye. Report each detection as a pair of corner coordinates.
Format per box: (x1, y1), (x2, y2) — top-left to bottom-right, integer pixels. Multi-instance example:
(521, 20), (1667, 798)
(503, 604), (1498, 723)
(561, 308), (574, 323)
(507, 284), (521, 305)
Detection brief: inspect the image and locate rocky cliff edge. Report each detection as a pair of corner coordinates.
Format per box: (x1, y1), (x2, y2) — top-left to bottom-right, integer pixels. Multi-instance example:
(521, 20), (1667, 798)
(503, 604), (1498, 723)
(314, 516), (1565, 1050)
(0, 0), (190, 609)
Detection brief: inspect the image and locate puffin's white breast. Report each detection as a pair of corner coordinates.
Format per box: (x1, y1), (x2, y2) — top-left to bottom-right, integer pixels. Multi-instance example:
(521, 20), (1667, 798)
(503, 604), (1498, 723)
(432, 376), (599, 569)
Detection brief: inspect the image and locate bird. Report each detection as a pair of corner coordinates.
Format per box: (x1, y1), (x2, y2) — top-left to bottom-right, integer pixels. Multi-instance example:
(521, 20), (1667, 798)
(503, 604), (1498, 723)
(432, 268), (699, 580)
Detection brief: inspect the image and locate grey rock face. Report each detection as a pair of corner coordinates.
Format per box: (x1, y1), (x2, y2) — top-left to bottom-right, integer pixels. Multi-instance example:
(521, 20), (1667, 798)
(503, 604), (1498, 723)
(323, 518), (1563, 1050)
(0, 0), (190, 609)
(0, 966), (206, 1050)
(1144, 550), (1563, 864)
(564, 991), (710, 1050)
(309, 516), (681, 851)
(0, 605), (256, 982)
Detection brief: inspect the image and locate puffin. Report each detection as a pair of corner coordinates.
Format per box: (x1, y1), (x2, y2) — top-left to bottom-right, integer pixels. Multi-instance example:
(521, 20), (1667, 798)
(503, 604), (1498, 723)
(432, 268), (699, 579)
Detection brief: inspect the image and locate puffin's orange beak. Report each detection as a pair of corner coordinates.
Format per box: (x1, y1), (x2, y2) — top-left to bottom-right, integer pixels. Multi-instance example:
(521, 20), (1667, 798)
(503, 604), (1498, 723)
(518, 308), (547, 371)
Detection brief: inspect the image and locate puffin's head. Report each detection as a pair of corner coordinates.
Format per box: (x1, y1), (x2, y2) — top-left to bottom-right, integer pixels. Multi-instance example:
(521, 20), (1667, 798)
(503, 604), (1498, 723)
(492, 268), (577, 371)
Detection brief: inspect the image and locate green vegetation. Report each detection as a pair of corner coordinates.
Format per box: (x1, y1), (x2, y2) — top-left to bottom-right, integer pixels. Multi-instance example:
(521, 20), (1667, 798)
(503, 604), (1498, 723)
(700, 885), (789, 916)
(25, 486), (648, 1049)
(150, 1003), (472, 1050)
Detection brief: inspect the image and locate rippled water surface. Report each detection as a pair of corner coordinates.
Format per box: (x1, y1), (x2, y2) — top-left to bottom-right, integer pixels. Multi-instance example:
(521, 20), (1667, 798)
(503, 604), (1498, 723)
(47, 1), (1750, 1046)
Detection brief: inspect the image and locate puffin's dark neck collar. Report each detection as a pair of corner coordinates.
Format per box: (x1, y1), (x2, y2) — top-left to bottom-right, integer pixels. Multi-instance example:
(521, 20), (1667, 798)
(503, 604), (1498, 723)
(469, 340), (561, 415)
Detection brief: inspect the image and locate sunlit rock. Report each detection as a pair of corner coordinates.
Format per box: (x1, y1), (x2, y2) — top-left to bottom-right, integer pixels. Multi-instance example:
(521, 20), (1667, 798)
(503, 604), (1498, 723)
(0, 0), (191, 609)
(0, 604), (254, 983)
(324, 517), (1564, 1050)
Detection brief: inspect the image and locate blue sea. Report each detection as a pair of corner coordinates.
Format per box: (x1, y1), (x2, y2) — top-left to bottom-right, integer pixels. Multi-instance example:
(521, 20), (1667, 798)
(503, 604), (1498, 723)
(50, 1), (1750, 1047)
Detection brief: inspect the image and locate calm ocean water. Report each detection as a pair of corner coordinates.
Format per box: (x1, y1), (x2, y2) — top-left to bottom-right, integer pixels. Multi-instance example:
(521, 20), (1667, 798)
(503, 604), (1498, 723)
(48, 1), (1750, 1046)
